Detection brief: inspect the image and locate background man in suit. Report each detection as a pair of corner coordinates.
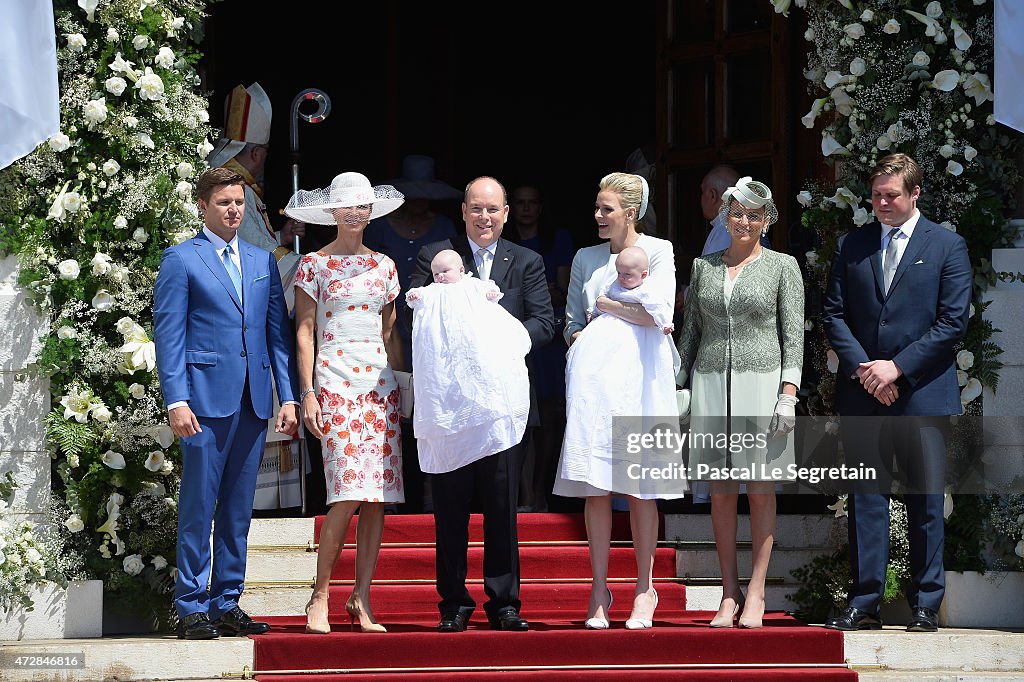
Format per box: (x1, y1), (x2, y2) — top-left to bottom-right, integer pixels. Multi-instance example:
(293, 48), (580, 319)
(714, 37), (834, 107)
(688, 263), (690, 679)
(154, 167), (299, 639)
(822, 153), (971, 633)
(409, 176), (555, 632)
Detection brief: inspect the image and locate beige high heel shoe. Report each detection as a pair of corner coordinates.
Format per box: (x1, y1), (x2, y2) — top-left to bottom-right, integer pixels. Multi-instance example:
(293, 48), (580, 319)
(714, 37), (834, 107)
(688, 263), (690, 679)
(346, 595), (386, 633)
(709, 594), (745, 628)
(304, 594), (331, 634)
(738, 596), (765, 629)
(584, 587), (613, 629)
(624, 589), (658, 630)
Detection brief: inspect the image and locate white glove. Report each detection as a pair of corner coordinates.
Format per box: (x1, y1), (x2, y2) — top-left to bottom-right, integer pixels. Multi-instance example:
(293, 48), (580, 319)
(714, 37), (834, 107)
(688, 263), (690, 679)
(767, 393), (798, 439)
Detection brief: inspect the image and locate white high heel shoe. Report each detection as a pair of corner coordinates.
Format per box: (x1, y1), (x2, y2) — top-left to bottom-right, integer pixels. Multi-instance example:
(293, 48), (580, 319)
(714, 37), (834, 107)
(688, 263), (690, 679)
(584, 588), (613, 629)
(625, 589), (658, 630)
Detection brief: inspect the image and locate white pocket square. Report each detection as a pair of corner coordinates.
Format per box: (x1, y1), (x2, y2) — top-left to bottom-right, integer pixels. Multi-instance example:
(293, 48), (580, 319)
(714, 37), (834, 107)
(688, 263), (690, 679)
(914, 259), (925, 265)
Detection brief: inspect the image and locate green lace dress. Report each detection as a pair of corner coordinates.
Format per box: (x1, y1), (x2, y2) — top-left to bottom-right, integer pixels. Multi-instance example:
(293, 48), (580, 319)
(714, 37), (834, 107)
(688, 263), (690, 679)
(676, 249), (804, 480)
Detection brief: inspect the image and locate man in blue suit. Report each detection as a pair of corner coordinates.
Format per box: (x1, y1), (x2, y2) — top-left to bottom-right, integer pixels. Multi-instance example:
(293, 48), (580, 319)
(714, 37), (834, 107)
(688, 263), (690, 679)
(155, 167), (299, 639)
(822, 153), (971, 633)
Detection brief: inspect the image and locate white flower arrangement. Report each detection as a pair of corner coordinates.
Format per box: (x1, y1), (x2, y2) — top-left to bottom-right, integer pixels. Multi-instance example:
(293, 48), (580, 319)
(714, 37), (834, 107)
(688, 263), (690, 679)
(0, 475), (55, 611)
(0, 0), (210, 623)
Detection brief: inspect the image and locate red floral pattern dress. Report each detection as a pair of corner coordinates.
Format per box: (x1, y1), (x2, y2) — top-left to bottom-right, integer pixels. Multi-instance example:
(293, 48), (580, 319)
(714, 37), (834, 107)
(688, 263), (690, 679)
(295, 251), (404, 503)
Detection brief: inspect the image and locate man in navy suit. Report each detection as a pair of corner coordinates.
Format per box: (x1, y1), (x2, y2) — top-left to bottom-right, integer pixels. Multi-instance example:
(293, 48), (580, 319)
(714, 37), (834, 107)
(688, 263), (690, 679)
(154, 167), (299, 639)
(409, 176), (555, 632)
(822, 153), (971, 632)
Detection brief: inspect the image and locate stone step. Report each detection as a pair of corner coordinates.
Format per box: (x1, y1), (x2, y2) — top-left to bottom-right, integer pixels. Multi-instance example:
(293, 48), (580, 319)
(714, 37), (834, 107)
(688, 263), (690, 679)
(991, 247), (1024, 289)
(664, 513), (841, 546)
(676, 547), (827, 582)
(244, 547), (316, 583)
(247, 516), (315, 547)
(5, 628), (1023, 681)
(682, 584), (798, 611)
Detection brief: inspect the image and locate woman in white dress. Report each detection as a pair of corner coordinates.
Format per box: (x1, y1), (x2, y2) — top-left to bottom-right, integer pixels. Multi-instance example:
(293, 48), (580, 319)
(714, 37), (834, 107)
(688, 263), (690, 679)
(288, 172), (406, 634)
(554, 172), (683, 630)
(676, 177), (804, 629)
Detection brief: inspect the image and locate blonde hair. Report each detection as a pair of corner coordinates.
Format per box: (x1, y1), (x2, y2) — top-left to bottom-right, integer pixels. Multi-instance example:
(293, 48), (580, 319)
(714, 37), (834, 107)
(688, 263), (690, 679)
(598, 172), (646, 229)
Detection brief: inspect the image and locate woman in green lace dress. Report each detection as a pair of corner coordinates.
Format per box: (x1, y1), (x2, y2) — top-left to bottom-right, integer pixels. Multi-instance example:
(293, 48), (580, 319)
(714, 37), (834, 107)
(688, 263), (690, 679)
(676, 177), (804, 629)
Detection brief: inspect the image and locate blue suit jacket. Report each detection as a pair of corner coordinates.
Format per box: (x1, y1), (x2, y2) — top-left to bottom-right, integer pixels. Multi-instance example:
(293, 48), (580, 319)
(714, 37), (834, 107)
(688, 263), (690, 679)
(822, 215), (971, 416)
(154, 231), (297, 420)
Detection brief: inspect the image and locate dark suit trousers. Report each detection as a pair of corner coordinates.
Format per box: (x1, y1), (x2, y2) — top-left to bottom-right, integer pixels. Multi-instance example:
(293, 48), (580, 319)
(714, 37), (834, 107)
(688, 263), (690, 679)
(843, 416), (948, 613)
(432, 442), (524, 620)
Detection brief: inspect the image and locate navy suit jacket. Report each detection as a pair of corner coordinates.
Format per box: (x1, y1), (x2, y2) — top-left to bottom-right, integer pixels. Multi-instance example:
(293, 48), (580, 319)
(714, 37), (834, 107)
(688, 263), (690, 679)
(822, 215), (971, 416)
(154, 231), (297, 420)
(410, 237), (556, 425)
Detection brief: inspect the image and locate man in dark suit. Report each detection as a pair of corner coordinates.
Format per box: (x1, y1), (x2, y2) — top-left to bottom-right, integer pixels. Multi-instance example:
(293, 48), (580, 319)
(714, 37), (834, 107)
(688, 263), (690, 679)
(822, 153), (971, 633)
(409, 175), (555, 632)
(154, 167), (299, 639)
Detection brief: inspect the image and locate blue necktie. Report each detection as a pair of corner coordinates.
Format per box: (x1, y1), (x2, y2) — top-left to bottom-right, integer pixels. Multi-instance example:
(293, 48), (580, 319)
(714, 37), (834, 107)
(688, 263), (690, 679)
(222, 244), (243, 301)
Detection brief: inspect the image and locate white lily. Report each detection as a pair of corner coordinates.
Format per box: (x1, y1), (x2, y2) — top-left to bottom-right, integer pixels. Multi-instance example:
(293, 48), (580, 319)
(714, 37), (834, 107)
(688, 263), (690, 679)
(950, 18), (973, 51)
(102, 450), (126, 470)
(932, 70), (961, 92)
(905, 9), (940, 36)
(831, 87), (854, 116)
(797, 190), (814, 207)
(960, 377), (982, 404)
(963, 73), (993, 106)
(771, 0), (792, 16)
(821, 133), (850, 157)
(801, 97), (828, 129)
(144, 450), (165, 472)
(77, 0), (98, 21)
(826, 349), (840, 374)
(108, 52), (139, 81)
(144, 424), (175, 449)
(827, 186), (860, 210)
(946, 160), (964, 176)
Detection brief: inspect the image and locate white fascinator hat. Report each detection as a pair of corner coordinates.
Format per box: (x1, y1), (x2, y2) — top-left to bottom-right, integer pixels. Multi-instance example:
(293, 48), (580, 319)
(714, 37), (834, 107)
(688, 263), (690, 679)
(284, 172), (405, 225)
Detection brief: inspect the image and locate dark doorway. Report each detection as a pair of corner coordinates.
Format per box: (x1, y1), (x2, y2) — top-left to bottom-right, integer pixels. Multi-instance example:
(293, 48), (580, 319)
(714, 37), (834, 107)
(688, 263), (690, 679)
(202, 1), (657, 249)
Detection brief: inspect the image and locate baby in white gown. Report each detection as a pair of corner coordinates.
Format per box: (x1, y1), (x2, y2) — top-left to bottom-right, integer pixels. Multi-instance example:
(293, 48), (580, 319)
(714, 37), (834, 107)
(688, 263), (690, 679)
(406, 250), (532, 474)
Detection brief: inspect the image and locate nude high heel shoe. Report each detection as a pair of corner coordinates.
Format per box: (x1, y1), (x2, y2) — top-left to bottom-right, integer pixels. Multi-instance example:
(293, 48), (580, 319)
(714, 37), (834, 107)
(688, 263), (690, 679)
(709, 594), (745, 628)
(738, 596), (765, 629)
(346, 595), (386, 633)
(304, 594), (331, 634)
(624, 589), (658, 630)
(585, 588), (613, 629)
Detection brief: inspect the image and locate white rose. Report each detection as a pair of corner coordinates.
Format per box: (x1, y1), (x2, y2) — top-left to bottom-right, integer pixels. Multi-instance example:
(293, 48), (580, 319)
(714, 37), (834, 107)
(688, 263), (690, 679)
(102, 450), (126, 469)
(106, 27), (119, 42)
(64, 514), (85, 533)
(825, 419), (840, 436)
(939, 144), (955, 158)
(155, 46), (175, 69)
(926, 1), (943, 18)
(940, 221), (957, 232)
(197, 138), (214, 157)
(175, 181), (192, 201)
(66, 33), (87, 52)
(167, 17), (185, 33)
(964, 145), (978, 161)
(129, 383), (146, 399)
(860, 9), (874, 22)
(957, 370), (968, 387)
(852, 207), (871, 226)
(805, 250), (818, 266)
(1016, 540), (1024, 559)
(91, 252), (112, 276)
(152, 555), (168, 571)
(843, 23), (865, 40)
(883, 19), (901, 34)
(102, 159), (121, 176)
(804, 320), (814, 331)
(913, 51), (931, 67)
(956, 349), (975, 370)
(116, 316), (138, 334)
(826, 349), (840, 374)
(176, 161), (194, 179)
(946, 160), (964, 176)
(124, 115), (139, 128)
(134, 67), (165, 101)
(144, 450), (165, 472)
(876, 134), (892, 150)
(849, 58), (866, 77)
(92, 289), (115, 311)
(83, 98), (108, 126)
(113, 215), (128, 229)
(796, 190), (814, 207)
(132, 35), (150, 50)
(91, 404), (112, 423)
(122, 554), (145, 576)
(48, 133), (72, 152)
(57, 259), (81, 280)
(133, 227), (149, 243)
(160, 458), (174, 475)
(57, 325), (77, 340)
(137, 132), (155, 149)
(804, 28), (815, 41)
(105, 76), (128, 96)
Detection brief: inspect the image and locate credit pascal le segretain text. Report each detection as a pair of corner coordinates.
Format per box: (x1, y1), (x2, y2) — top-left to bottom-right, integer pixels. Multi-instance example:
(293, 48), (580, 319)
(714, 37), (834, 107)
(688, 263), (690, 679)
(626, 462), (877, 485)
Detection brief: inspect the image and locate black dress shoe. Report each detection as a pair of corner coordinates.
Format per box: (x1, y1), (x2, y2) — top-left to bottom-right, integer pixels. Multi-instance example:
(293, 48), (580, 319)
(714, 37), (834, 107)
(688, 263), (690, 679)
(907, 606), (939, 632)
(212, 606), (271, 636)
(177, 612), (220, 640)
(438, 611), (470, 632)
(490, 607), (529, 631)
(823, 606), (882, 631)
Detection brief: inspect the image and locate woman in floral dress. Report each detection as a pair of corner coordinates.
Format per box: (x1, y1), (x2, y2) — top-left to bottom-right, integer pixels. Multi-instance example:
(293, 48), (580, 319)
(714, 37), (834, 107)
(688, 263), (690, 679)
(286, 172), (406, 633)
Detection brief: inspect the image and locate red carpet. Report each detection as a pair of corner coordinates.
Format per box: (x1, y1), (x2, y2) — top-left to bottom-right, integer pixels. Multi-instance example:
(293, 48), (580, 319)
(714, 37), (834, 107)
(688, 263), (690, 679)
(253, 513), (855, 680)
